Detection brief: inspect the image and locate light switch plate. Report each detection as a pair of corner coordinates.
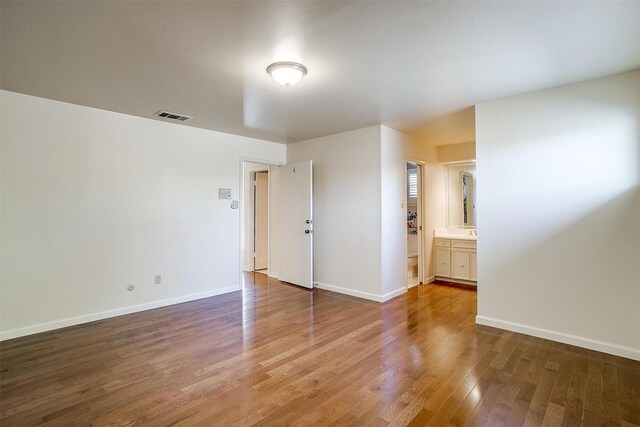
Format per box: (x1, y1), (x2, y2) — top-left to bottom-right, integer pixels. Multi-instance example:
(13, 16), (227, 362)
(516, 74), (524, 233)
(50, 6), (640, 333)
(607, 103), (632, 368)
(218, 188), (232, 199)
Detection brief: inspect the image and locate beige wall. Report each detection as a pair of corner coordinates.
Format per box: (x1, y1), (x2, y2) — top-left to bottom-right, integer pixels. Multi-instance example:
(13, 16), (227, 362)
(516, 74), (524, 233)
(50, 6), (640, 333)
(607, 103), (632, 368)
(437, 141), (476, 163)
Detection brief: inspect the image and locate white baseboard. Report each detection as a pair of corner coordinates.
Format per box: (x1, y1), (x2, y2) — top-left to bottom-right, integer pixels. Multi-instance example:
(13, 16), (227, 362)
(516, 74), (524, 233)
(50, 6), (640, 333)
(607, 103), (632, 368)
(267, 272), (278, 279)
(381, 287), (406, 302)
(314, 282), (406, 303)
(0, 286), (241, 342)
(314, 281), (383, 302)
(476, 315), (640, 361)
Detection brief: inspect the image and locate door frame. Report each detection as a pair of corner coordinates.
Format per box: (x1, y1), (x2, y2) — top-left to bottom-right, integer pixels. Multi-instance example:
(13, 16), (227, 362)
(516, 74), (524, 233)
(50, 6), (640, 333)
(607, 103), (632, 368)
(239, 157), (284, 286)
(405, 158), (426, 289)
(251, 170), (269, 271)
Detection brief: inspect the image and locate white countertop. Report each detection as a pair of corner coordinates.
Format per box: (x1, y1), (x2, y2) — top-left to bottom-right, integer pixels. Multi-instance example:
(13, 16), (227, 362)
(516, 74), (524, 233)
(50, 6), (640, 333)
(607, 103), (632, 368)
(434, 234), (477, 241)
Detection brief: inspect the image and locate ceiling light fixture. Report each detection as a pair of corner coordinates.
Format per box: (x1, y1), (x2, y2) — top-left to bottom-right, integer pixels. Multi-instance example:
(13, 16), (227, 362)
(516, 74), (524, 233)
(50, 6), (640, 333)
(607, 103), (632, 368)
(266, 61), (308, 87)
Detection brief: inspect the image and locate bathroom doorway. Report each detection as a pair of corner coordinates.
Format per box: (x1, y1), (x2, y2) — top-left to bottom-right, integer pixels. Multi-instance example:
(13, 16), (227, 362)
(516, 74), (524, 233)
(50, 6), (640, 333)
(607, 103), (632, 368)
(406, 162), (423, 287)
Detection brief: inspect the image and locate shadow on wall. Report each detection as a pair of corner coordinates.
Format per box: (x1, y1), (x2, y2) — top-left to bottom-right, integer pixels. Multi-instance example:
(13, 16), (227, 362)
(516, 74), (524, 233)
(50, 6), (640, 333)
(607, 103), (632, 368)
(478, 73), (640, 352)
(483, 186), (640, 347)
(481, 89), (640, 256)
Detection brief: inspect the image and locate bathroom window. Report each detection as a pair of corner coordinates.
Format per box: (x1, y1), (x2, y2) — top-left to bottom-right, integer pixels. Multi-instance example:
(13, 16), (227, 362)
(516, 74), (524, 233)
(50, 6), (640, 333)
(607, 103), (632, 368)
(408, 169), (418, 199)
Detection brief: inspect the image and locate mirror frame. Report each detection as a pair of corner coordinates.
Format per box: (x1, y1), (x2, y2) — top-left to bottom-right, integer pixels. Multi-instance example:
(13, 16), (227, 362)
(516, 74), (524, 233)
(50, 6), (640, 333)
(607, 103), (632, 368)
(445, 161), (476, 228)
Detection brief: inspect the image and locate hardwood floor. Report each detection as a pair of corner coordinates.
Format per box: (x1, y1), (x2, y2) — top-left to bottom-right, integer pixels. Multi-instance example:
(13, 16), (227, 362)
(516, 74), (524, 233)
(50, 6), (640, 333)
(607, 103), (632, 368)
(1, 273), (639, 426)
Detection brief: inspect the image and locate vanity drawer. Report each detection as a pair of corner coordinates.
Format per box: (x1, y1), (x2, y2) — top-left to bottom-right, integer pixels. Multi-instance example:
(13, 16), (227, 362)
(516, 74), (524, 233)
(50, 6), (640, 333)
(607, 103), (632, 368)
(435, 239), (450, 248)
(452, 240), (477, 249)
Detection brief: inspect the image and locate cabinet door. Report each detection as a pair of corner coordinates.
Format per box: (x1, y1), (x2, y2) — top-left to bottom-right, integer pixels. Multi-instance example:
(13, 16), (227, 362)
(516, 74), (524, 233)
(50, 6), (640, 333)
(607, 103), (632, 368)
(435, 249), (451, 277)
(470, 251), (477, 281)
(453, 250), (470, 280)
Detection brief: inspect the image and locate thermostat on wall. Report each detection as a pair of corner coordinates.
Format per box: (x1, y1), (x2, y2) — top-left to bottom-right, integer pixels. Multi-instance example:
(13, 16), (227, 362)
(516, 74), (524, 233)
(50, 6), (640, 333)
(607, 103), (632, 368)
(218, 188), (232, 199)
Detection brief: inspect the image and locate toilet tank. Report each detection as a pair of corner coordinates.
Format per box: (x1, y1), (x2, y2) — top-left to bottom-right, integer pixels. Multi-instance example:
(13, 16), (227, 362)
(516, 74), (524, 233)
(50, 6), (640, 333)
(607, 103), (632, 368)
(407, 235), (418, 257)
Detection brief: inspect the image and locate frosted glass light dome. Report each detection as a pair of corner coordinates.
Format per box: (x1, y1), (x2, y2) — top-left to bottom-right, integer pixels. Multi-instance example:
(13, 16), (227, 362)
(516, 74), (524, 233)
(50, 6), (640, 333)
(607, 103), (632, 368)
(266, 62), (308, 86)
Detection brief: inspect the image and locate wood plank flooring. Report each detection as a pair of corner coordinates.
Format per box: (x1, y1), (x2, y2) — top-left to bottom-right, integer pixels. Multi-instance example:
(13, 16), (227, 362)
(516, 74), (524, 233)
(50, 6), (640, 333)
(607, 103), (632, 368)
(1, 273), (639, 426)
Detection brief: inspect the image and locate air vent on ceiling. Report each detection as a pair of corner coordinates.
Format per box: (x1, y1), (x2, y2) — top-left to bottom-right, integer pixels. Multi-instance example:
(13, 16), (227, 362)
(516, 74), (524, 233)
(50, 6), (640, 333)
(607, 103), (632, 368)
(154, 111), (193, 122)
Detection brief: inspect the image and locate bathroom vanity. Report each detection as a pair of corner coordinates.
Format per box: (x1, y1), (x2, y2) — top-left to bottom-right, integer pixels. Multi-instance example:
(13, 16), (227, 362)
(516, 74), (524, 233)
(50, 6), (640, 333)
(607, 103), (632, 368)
(435, 161), (478, 286)
(434, 235), (477, 284)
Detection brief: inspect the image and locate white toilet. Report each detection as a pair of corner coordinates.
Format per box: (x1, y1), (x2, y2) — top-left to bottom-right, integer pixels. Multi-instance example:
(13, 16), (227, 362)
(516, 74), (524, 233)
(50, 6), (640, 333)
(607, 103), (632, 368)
(407, 235), (418, 277)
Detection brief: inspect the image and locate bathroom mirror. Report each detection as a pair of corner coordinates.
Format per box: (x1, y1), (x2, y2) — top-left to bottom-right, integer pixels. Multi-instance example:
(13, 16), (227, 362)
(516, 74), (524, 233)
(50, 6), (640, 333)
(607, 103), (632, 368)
(461, 172), (475, 227)
(446, 163), (476, 227)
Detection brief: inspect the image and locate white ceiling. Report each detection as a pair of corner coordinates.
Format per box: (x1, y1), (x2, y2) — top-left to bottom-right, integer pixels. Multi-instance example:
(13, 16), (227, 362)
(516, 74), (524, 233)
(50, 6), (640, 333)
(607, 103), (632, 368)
(2, 1), (639, 144)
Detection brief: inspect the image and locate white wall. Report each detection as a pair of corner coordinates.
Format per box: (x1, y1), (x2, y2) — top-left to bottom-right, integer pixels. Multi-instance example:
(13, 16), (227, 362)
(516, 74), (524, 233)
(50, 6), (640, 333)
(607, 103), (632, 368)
(284, 125), (440, 301)
(380, 126), (413, 297)
(285, 126), (383, 300)
(0, 91), (285, 339)
(0, 90), (447, 338)
(476, 70), (640, 360)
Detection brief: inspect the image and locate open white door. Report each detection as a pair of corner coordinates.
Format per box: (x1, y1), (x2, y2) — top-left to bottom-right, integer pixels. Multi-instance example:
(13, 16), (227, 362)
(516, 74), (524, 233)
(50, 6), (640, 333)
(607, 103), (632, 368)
(271, 161), (313, 288)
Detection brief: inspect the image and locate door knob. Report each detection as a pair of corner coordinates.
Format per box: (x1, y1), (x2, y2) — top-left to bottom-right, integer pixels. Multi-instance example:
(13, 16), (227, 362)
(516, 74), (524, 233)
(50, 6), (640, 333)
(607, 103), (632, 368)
(306, 220), (311, 224)
(305, 230), (311, 234)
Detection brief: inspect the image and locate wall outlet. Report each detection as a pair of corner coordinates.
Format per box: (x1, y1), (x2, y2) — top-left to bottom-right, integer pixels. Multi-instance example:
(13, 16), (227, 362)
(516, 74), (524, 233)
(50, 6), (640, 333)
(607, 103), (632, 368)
(155, 275), (162, 285)
(127, 284), (135, 291)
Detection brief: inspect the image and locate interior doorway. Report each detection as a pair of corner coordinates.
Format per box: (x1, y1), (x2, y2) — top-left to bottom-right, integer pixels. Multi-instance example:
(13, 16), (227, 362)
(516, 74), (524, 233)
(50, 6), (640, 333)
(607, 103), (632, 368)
(253, 171), (269, 272)
(241, 159), (314, 290)
(406, 161), (423, 287)
(242, 162), (270, 275)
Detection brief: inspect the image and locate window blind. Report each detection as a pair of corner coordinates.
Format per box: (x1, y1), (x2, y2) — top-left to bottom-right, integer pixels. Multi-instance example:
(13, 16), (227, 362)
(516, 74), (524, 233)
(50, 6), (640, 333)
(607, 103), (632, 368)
(408, 169), (418, 198)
